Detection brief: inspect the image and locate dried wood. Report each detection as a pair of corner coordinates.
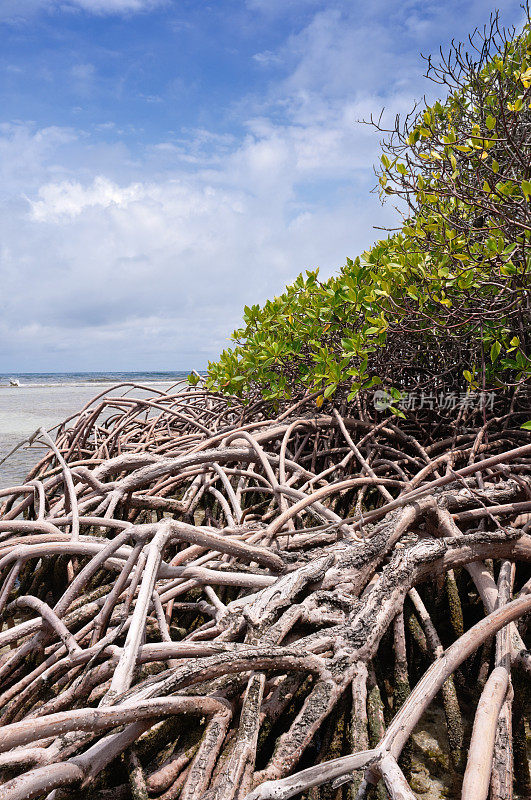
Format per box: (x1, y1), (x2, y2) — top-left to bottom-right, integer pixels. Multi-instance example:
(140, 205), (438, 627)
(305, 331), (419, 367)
(0, 382), (528, 799)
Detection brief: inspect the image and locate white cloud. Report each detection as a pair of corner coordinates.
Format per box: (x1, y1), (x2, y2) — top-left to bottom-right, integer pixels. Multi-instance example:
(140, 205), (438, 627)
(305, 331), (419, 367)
(0, 124), (78, 194)
(0, 0), (164, 22)
(64, 0), (165, 13)
(31, 176), (144, 220)
(70, 63), (96, 81)
(0, 109), (396, 369)
(252, 51), (281, 66)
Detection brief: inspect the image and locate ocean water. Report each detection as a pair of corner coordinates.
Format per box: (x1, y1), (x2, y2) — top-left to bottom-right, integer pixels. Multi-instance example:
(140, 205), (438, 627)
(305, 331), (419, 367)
(0, 372), (192, 489)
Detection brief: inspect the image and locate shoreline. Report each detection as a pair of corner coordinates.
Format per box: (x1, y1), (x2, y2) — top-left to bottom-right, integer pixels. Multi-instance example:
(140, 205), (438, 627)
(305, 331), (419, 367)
(0, 374), (193, 488)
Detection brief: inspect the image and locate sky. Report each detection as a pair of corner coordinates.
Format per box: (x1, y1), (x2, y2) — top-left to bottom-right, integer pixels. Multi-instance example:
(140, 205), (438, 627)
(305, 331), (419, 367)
(0, 0), (525, 372)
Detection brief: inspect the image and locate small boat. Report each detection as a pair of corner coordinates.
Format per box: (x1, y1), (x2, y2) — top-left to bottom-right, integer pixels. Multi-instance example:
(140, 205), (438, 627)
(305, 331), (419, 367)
(9, 379), (20, 387)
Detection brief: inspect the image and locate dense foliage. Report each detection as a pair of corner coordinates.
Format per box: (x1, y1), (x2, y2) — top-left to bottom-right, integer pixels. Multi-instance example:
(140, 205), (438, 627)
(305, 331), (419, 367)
(199, 13), (531, 409)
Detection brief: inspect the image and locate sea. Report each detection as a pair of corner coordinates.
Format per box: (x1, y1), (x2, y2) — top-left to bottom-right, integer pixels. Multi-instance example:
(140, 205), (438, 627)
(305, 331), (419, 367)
(0, 372), (192, 489)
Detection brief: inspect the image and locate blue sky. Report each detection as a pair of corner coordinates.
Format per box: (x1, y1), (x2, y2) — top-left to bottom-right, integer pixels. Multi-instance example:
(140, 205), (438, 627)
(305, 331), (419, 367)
(0, 0), (525, 371)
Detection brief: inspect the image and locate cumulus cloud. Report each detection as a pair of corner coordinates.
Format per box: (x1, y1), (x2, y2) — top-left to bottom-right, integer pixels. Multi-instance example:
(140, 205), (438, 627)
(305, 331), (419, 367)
(30, 177), (144, 220)
(0, 111), (396, 370)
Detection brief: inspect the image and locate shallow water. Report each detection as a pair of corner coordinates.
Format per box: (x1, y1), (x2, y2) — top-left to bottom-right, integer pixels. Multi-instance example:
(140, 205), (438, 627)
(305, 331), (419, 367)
(0, 372), (190, 488)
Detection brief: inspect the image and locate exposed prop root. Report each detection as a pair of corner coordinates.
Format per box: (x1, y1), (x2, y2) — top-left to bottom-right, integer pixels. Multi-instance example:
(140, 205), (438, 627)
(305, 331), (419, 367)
(0, 381), (529, 799)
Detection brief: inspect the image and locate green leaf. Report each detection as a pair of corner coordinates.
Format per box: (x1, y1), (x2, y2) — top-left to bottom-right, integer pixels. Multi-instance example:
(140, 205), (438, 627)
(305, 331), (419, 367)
(490, 341), (501, 363)
(485, 114), (496, 130)
(520, 421), (531, 430)
(389, 406), (406, 419)
(463, 370), (473, 383)
(522, 180), (531, 200)
(496, 181), (513, 196)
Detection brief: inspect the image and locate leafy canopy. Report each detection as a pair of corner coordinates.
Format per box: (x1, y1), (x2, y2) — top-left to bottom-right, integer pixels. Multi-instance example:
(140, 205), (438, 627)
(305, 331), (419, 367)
(197, 12), (531, 407)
